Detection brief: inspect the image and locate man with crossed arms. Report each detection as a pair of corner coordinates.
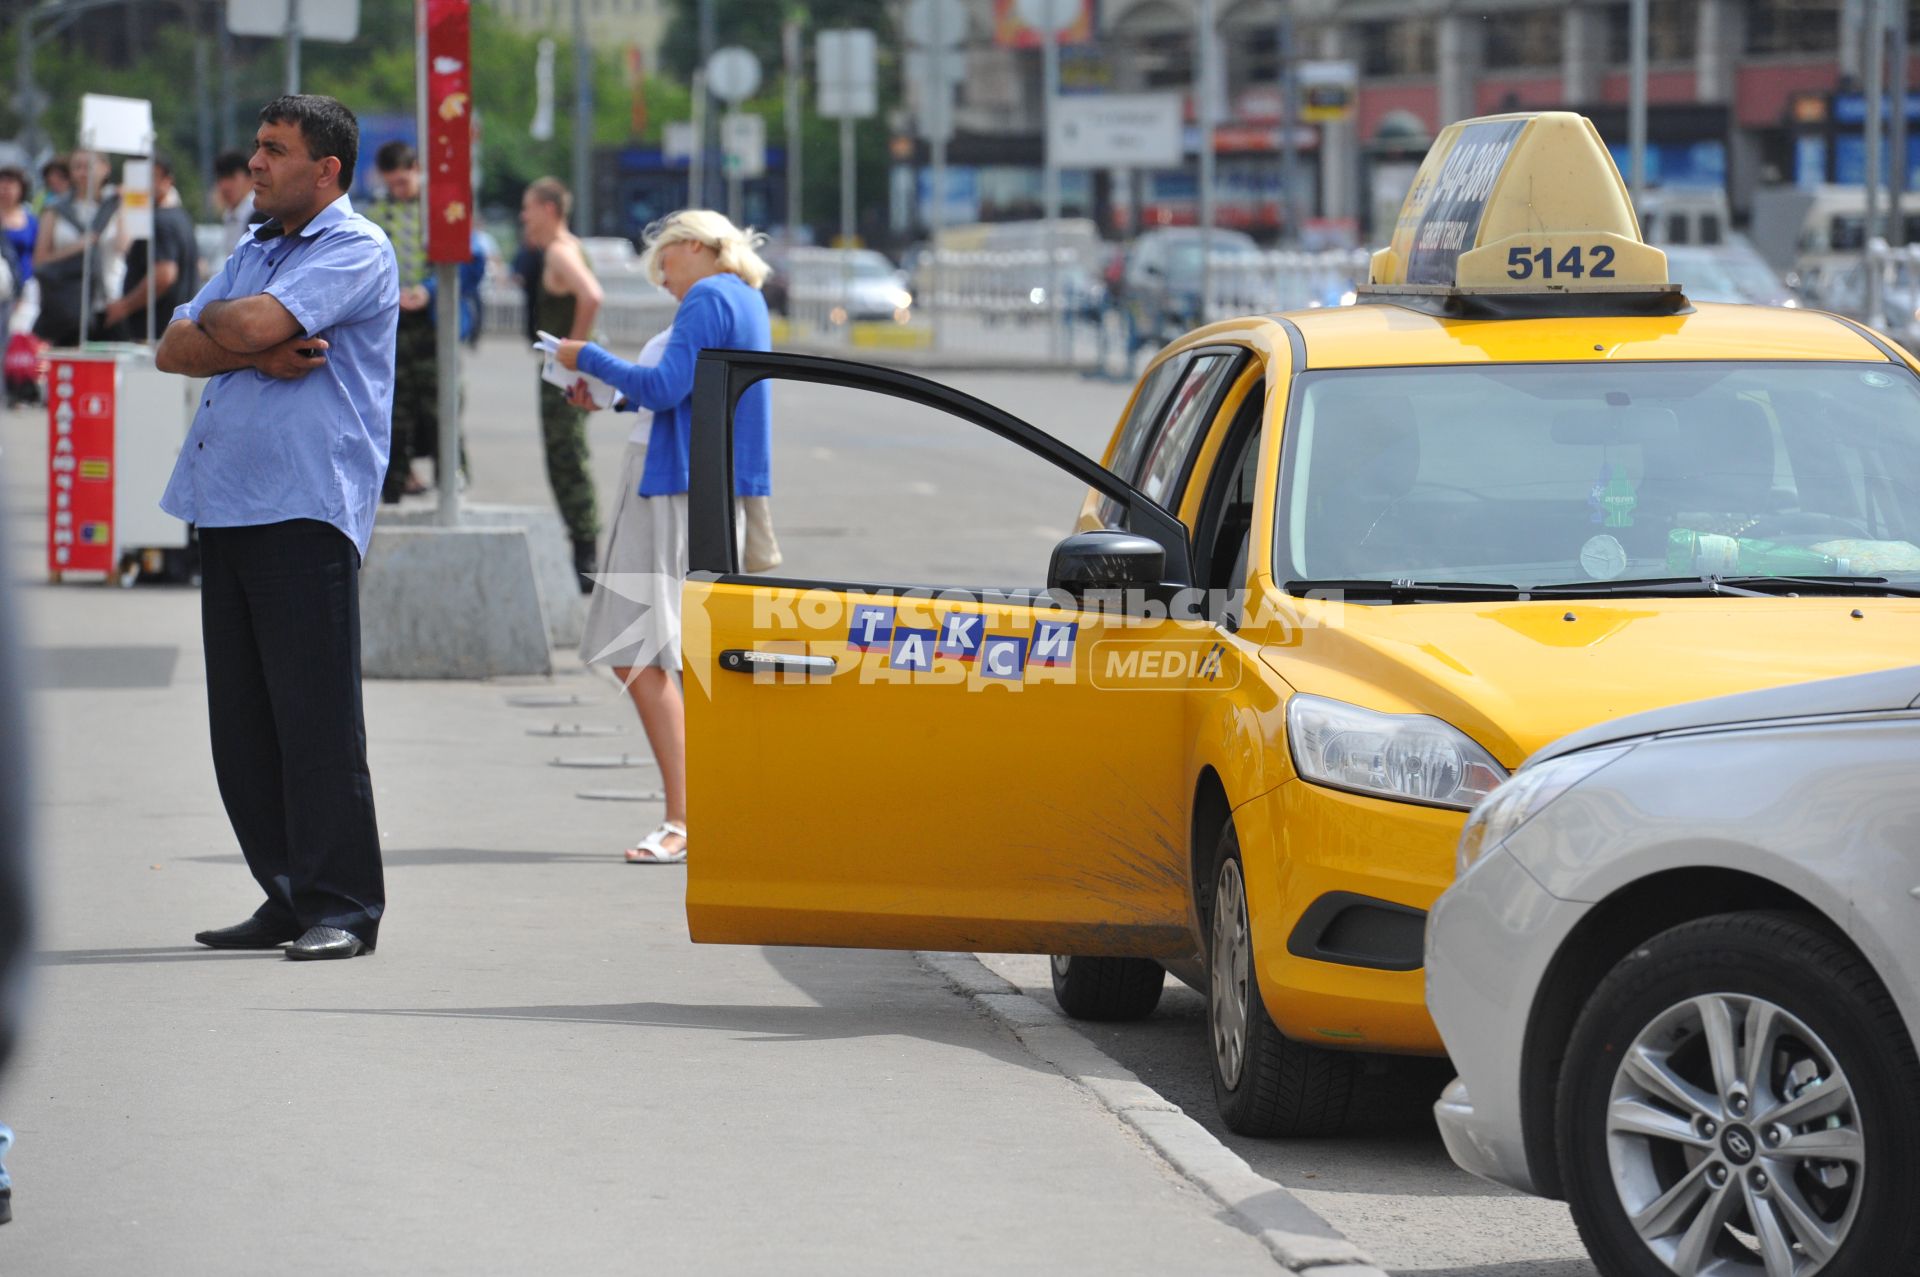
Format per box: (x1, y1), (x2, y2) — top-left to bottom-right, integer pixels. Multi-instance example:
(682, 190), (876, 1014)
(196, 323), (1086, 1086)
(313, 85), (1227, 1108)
(156, 95), (398, 961)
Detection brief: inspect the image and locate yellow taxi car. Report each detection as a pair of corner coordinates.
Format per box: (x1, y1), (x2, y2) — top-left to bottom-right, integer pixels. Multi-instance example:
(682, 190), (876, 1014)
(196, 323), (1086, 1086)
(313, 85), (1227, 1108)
(676, 112), (1920, 1138)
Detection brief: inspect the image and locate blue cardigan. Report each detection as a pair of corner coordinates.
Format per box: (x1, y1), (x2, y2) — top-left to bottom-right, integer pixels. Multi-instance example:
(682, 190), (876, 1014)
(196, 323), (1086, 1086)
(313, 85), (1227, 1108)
(577, 272), (772, 496)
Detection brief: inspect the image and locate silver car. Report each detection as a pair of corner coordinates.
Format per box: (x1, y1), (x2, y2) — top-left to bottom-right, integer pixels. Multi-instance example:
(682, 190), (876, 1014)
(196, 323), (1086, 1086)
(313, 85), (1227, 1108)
(1426, 666), (1920, 1276)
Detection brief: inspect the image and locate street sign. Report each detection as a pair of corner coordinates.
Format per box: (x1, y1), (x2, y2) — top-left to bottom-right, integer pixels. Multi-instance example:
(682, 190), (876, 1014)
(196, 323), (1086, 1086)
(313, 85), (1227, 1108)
(721, 112), (766, 178)
(227, 0), (360, 41)
(706, 47), (762, 105)
(1050, 93), (1181, 167)
(1299, 60), (1357, 124)
(904, 0), (968, 48)
(422, 0), (472, 264)
(1013, 0), (1080, 37)
(664, 122), (697, 162)
(817, 29), (878, 119)
(78, 95), (153, 156)
(907, 54), (958, 142)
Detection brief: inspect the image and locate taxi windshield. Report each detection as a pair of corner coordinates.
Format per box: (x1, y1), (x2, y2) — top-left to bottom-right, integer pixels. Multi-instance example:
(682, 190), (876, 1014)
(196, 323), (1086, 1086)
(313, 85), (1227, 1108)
(1277, 361), (1920, 593)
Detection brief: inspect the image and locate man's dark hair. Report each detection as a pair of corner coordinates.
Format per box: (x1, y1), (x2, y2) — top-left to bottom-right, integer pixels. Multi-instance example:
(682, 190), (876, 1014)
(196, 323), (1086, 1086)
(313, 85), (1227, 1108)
(40, 157), (69, 185)
(375, 140), (417, 173)
(151, 153), (174, 181)
(213, 149), (249, 180)
(257, 94), (359, 189)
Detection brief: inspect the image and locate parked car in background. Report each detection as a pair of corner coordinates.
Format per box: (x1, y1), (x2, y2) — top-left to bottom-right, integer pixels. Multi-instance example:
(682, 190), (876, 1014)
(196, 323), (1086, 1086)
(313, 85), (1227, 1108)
(1664, 238), (1797, 308)
(1429, 666), (1920, 1275)
(1122, 226), (1261, 343)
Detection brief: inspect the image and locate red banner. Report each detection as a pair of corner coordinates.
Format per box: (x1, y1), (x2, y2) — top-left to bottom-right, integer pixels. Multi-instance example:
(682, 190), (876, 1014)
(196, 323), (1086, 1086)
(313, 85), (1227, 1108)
(48, 358), (116, 576)
(422, 0), (473, 263)
(993, 0), (1094, 49)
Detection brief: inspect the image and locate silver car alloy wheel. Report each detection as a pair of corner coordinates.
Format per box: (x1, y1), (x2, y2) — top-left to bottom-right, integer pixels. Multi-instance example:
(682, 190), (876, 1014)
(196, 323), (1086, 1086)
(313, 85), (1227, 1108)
(1210, 857), (1251, 1089)
(1606, 992), (1864, 1277)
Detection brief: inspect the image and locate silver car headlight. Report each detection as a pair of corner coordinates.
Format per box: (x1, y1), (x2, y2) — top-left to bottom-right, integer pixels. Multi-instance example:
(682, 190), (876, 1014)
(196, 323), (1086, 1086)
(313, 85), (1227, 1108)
(1455, 745), (1633, 875)
(1286, 694), (1508, 811)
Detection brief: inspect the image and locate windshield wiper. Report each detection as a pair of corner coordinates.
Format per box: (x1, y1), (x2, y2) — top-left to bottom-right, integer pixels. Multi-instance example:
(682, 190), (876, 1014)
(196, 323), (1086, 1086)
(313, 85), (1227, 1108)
(1530, 575), (1920, 598)
(1284, 579), (1523, 602)
(1528, 576), (1772, 598)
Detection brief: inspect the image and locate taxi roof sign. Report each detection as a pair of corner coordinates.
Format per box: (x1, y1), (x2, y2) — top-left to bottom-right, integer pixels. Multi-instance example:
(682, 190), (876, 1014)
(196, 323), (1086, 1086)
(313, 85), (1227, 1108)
(1366, 112), (1676, 303)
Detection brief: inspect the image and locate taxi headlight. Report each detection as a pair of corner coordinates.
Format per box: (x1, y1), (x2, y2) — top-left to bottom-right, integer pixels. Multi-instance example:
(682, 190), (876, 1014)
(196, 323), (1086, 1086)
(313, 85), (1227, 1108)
(1455, 745), (1633, 875)
(1286, 695), (1508, 812)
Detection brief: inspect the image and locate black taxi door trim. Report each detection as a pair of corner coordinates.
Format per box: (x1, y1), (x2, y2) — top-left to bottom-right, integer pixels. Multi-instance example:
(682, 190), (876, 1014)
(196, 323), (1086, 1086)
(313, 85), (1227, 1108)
(689, 349), (1195, 584)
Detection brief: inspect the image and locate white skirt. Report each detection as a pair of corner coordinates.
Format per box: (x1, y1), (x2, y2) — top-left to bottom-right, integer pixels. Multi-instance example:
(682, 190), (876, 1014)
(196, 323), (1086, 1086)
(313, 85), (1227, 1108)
(579, 441), (691, 671)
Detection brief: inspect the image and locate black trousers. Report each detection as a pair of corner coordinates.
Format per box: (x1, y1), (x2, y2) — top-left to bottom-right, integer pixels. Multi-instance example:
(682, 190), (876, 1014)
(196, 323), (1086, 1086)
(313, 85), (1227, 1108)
(200, 520), (384, 944)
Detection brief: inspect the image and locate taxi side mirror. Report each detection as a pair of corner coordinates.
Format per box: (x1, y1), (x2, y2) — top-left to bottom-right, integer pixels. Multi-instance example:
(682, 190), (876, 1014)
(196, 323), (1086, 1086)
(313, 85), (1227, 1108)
(1049, 530), (1166, 594)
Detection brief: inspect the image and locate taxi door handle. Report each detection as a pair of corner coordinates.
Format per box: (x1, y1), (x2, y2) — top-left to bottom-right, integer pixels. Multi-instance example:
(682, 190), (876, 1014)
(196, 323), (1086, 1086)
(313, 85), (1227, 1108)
(719, 650), (837, 678)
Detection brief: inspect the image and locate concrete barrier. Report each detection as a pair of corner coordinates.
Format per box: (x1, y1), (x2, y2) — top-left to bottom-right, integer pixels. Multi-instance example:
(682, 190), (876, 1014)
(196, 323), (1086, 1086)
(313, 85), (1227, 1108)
(377, 503), (584, 649)
(360, 525), (551, 679)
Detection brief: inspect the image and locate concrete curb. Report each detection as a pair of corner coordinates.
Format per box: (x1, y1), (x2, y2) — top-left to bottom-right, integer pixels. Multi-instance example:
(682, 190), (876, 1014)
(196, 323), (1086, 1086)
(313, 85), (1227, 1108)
(915, 951), (1387, 1277)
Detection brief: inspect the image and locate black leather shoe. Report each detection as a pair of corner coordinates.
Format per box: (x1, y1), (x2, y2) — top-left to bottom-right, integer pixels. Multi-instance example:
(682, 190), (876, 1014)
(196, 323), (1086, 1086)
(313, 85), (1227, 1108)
(195, 916), (303, 949)
(285, 926), (371, 961)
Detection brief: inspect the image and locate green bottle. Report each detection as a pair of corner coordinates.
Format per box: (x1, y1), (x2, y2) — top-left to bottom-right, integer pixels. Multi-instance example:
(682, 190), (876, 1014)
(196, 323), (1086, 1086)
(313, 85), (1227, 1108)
(1667, 530), (1851, 577)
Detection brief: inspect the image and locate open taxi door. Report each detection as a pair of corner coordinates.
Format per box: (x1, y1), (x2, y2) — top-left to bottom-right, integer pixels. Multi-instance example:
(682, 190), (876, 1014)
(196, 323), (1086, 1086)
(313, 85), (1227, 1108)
(681, 351), (1217, 958)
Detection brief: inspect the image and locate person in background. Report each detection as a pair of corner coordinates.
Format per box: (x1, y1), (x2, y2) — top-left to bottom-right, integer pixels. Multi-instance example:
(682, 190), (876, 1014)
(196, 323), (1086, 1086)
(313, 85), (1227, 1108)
(0, 169), (38, 291)
(519, 176), (603, 584)
(212, 149), (255, 261)
(101, 154), (197, 342)
(31, 151), (117, 347)
(367, 141), (434, 501)
(155, 94), (398, 961)
(555, 210), (774, 865)
(36, 157), (69, 213)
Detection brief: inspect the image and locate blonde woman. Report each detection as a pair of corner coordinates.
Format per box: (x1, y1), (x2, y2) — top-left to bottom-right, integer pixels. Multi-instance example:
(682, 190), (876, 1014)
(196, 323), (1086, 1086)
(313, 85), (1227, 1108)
(556, 210), (773, 865)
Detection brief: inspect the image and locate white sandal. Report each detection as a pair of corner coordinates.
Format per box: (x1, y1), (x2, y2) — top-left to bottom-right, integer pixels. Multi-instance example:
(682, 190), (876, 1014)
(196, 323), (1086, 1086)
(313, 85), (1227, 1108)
(625, 820), (687, 864)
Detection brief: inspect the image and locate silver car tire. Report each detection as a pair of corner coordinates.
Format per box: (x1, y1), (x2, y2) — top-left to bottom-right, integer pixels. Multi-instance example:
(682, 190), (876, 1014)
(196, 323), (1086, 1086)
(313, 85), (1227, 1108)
(1207, 823), (1356, 1138)
(1556, 912), (1920, 1277)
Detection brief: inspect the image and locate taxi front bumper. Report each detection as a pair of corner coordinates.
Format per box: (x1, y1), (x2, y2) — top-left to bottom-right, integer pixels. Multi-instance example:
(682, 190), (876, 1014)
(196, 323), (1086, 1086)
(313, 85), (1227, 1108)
(1235, 778), (1468, 1055)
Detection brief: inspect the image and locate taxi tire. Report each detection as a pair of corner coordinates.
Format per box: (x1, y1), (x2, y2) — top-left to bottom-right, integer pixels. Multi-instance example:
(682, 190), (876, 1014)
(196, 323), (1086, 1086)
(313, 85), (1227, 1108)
(1049, 955), (1166, 1022)
(1555, 911), (1920, 1277)
(1208, 828), (1356, 1139)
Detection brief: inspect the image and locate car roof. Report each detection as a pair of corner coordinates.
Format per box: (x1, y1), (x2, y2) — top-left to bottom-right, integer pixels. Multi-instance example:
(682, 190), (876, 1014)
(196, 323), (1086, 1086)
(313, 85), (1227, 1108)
(1532, 664), (1920, 765)
(1163, 301), (1893, 370)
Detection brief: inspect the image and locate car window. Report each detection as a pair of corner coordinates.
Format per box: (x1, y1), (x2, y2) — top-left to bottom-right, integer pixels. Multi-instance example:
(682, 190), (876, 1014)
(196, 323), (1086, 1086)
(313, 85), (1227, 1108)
(1278, 361), (1920, 589)
(1136, 353), (1242, 508)
(1099, 356), (1188, 525)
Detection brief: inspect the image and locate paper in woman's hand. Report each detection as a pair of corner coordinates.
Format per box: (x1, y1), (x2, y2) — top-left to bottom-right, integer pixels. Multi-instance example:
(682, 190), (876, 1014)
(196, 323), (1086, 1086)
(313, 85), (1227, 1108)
(532, 331), (616, 409)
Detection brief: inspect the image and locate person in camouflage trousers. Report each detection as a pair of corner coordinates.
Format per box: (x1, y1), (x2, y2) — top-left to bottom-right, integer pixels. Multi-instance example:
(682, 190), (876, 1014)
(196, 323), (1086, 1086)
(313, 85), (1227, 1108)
(521, 177), (604, 583)
(368, 141), (434, 501)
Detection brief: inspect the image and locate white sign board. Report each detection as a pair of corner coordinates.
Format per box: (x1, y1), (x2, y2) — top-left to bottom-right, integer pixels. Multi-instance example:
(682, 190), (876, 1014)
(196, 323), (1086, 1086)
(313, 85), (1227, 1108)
(707, 47), (762, 104)
(1014, 0), (1078, 36)
(1050, 94), (1182, 168)
(907, 52), (959, 143)
(663, 122), (697, 163)
(119, 159), (154, 240)
(817, 29), (878, 120)
(227, 0), (360, 41)
(721, 113), (767, 178)
(904, 0), (968, 47)
(78, 95), (154, 156)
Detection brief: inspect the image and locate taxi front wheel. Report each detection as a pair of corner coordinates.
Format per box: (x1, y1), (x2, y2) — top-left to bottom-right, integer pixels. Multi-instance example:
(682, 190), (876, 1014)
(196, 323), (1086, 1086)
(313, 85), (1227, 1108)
(1049, 955), (1166, 1022)
(1209, 826), (1356, 1138)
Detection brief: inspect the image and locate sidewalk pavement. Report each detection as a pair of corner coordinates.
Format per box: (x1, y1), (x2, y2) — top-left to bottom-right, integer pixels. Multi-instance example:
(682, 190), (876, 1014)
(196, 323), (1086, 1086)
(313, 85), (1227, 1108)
(0, 366), (1333, 1273)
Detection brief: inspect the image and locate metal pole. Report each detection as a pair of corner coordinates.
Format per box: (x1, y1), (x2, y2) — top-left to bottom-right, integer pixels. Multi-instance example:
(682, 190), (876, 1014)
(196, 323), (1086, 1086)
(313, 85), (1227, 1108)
(929, 5), (950, 351)
(699, 0), (717, 207)
(1629, 0), (1648, 212)
(841, 109), (856, 343)
(194, 22), (215, 198)
(436, 263), (461, 524)
(784, 20), (803, 238)
(16, 11), (39, 164)
(1894, 0), (1909, 246)
(1198, 0), (1216, 320)
(1278, 0), (1299, 247)
(219, 11), (236, 149)
(572, 0), (594, 232)
(690, 69), (707, 208)
(1042, 2), (1061, 361)
(145, 134), (157, 348)
(286, 0), (302, 94)
(1868, 0), (1887, 327)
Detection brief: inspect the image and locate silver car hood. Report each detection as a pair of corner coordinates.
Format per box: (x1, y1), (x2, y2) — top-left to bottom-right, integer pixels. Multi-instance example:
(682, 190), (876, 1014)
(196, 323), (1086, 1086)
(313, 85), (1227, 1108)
(1531, 663), (1920, 765)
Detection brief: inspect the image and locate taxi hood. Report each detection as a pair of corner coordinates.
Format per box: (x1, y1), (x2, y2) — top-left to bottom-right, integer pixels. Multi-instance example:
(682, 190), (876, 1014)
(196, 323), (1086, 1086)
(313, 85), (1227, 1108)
(1260, 595), (1920, 770)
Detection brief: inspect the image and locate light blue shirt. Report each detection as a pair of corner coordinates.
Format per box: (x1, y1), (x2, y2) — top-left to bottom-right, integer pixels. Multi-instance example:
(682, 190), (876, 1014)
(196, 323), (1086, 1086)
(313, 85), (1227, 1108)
(160, 194), (400, 558)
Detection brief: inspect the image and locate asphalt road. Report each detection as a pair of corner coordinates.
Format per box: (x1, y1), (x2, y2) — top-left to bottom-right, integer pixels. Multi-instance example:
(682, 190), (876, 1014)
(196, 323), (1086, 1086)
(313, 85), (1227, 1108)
(445, 335), (1600, 1277)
